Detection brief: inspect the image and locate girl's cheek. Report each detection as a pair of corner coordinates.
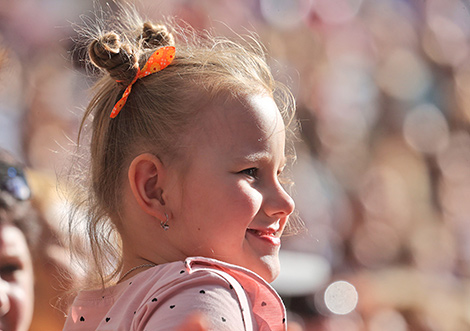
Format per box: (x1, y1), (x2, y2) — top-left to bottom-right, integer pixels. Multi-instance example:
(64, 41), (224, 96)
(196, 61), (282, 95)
(230, 183), (263, 217)
(242, 189), (263, 215)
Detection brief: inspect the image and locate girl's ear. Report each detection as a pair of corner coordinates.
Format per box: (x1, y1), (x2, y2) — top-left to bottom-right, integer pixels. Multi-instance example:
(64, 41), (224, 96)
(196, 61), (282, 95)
(128, 153), (166, 220)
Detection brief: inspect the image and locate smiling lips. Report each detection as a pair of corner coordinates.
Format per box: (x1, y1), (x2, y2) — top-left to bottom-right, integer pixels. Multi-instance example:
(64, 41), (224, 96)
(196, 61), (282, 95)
(246, 227), (281, 246)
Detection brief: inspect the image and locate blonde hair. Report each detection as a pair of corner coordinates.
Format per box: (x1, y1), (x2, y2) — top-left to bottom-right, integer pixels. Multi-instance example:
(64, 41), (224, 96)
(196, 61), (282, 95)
(71, 6), (297, 288)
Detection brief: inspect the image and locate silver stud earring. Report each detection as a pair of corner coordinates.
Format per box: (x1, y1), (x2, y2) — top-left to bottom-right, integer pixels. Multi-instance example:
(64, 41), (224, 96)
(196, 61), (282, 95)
(161, 213), (170, 231)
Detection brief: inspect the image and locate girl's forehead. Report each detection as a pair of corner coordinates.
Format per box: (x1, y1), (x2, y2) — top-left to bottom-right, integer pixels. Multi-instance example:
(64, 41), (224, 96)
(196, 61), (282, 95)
(204, 94), (282, 131)
(193, 94), (285, 151)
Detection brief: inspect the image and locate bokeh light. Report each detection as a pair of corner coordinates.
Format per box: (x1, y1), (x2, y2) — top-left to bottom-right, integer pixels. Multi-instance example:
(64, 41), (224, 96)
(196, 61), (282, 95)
(377, 49), (431, 101)
(260, 0), (314, 30)
(324, 280), (358, 315)
(403, 103), (449, 155)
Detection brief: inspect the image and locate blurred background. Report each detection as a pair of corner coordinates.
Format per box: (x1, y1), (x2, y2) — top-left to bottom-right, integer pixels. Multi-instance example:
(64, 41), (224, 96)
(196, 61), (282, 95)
(1, 0), (470, 330)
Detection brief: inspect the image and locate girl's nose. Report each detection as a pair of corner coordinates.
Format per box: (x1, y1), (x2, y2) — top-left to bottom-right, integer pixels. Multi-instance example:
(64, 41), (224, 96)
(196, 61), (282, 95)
(264, 181), (295, 217)
(0, 281), (11, 316)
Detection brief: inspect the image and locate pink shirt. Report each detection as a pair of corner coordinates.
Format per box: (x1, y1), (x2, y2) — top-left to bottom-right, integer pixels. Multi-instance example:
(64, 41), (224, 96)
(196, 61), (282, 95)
(63, 257), (287, 330)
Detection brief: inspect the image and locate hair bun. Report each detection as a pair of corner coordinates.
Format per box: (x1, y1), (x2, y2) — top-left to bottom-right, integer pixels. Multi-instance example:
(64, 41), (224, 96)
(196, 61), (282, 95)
(141, 22), (175, 48)
(88, 32), (138, 83)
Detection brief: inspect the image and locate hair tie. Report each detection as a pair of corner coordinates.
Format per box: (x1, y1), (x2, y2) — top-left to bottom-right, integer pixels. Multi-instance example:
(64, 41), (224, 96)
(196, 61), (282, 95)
(110, 46), (176, 118)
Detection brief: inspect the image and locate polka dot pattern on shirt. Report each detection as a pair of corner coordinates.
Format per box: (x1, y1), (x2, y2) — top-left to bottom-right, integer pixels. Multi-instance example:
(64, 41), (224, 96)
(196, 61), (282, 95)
(65, 258), (287, 330)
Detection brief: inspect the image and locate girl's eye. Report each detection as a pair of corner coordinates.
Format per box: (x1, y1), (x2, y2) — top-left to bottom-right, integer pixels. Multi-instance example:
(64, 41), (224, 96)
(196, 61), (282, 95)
(240, 168), (259, 179)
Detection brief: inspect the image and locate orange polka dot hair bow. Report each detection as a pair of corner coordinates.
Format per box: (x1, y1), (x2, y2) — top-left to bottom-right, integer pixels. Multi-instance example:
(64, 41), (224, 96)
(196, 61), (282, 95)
(110, 46), (176, 118)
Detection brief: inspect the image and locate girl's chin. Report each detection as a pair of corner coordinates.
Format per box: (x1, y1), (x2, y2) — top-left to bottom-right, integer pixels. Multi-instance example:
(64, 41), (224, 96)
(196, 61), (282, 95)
(253, 256), (281, 283)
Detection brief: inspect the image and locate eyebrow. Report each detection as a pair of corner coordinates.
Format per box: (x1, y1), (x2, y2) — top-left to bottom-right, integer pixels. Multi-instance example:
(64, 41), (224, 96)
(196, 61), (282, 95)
(234, 152), (287, 166)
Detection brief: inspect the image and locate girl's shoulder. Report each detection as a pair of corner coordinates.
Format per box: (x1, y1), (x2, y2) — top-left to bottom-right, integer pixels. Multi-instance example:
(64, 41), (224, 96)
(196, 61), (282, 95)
(185, 257), (285, 310)
(182, 257), (288, 330)
(136, 257), (287, 326)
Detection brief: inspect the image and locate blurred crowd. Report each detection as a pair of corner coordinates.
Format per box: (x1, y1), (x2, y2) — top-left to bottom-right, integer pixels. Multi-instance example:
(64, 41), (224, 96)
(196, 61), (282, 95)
(1, 0), (470, 330)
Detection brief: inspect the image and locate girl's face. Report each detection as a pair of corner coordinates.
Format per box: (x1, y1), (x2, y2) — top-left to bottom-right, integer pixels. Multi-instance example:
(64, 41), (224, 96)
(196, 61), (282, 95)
(165, 94), (295, 282)
(0, 224), (34, 331)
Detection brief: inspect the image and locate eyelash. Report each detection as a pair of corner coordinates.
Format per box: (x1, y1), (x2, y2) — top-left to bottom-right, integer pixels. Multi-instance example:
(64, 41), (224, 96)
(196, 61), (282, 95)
(240, 168), (259, 179)
(240, 167), (287, 180)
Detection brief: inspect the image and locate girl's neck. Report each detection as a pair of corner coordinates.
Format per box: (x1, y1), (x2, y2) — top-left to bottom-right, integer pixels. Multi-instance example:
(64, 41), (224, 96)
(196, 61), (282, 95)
(117, 263), (157, 283)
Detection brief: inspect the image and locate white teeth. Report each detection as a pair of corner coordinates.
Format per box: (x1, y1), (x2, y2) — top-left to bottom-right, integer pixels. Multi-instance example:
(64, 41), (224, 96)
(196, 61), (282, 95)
(248, 229), (275, 236)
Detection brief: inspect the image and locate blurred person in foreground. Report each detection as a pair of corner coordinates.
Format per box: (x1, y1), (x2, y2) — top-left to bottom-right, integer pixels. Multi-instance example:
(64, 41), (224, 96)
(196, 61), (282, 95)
(0, 147), (37, 330)
(0, 147), (75, 331)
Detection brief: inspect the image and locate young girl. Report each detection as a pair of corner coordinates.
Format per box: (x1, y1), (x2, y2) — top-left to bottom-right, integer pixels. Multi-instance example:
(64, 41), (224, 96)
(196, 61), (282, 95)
(65, 7), (297, 331)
